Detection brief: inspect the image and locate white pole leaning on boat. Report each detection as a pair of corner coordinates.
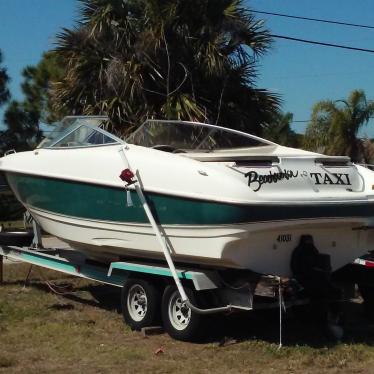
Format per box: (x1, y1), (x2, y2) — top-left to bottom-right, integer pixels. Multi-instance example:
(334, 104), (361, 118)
(118, 145), (233, 314)
(118, 146), (189, 302)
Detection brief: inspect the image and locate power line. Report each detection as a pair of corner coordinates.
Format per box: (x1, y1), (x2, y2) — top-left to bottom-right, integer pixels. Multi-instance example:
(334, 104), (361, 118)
(253, 10), (374, 30)
(270, 34), (374, 53)
(291, 116), (374, 124)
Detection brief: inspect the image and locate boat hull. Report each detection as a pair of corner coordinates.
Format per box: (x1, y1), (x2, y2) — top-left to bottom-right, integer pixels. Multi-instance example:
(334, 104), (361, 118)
(22, 200), (374, 277)
(4, 153), (374, 277)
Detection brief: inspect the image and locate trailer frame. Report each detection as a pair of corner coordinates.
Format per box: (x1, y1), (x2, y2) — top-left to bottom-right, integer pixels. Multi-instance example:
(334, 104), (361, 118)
(0, 238), (295, 341)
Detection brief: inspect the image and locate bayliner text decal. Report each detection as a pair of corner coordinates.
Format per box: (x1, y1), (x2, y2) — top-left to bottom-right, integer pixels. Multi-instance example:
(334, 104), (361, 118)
(244, 170), (352, 192)
(245, 170), (298, 192)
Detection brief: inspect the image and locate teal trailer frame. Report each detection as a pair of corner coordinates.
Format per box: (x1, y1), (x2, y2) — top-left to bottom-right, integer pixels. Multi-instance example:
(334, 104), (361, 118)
(0, 245), (221, 291)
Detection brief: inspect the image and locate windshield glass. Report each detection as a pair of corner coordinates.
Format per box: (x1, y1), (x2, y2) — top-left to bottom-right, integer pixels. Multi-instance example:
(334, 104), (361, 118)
(126, 120), (272, 151)
(38, 116), (118, 148)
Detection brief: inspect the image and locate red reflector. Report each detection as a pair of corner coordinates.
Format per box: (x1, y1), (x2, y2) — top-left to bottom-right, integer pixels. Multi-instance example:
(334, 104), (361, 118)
(365, 261), (374, 268)
(119, 168), (135, 184)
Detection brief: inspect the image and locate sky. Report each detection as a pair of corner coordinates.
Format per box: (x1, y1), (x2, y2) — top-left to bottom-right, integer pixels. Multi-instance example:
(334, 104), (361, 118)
(250, 0), (374, 136)
(0, 0), (77, 130)
(0, 0), (374, 135)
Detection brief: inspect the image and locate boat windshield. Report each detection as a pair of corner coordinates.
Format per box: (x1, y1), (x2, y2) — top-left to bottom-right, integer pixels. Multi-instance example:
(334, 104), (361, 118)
(38, 116), (119, 149)
(126, 120), (273, 152)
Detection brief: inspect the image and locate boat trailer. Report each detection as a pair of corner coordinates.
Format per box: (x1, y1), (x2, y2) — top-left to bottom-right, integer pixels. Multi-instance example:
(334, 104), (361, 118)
(2, 225), (374, 343)
(0, 236), (292, 342)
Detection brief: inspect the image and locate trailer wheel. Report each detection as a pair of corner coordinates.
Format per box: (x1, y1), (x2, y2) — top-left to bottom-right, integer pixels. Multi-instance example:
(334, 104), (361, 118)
(121, 278), (161, 330)
(161, 285), (203, 341)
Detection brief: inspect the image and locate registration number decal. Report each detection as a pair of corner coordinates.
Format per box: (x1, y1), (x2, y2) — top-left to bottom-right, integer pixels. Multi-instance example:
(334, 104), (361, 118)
(277, 234), (292, 243)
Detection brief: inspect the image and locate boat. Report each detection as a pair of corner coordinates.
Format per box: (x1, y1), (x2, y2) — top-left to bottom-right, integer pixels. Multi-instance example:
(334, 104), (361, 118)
(1, 115), (374, 277)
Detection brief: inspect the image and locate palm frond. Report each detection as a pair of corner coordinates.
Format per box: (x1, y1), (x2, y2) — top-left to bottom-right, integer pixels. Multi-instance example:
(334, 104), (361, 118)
(51, 0), (278, 133)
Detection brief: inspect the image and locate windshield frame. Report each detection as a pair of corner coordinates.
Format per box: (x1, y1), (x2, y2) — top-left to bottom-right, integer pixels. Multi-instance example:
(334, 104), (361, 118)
(38, 116), (123, 149)
(126, 119), (276, 151)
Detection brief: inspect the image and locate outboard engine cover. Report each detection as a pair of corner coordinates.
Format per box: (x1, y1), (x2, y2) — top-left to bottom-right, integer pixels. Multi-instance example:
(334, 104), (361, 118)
(291, 234), (331, 290)
(291, 235), (343, 339)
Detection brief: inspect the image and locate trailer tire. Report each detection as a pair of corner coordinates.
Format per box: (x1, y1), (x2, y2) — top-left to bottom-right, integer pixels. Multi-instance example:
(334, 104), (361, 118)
(121, 278), (161, 330)
(161, 285), (203, 342)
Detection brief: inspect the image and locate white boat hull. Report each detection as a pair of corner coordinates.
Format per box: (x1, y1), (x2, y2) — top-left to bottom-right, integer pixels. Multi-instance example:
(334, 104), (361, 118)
(29, 205), (373, 276)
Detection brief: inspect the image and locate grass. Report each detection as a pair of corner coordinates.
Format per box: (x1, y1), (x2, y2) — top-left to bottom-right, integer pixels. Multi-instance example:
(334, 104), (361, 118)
(1, 263), (374, 373)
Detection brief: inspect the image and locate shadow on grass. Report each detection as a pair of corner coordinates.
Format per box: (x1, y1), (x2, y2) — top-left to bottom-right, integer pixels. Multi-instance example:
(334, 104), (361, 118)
(1, 279), (122, 312)
(4, 277), (374, 348)
(43, 282), (122, 313)
(209, 301), (374, 348)
(81, 284), (374, 348)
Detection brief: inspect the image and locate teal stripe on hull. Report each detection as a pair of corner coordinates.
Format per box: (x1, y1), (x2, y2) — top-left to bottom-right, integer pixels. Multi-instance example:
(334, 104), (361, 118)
(6, 172), (250, 225)
(5, 172), (374, 225)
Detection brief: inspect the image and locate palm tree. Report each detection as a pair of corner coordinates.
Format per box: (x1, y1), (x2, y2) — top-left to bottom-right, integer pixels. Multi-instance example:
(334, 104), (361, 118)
(52, 0), (280, 135)
(303, 90), (374, 162)
(262, 111), (301, 147)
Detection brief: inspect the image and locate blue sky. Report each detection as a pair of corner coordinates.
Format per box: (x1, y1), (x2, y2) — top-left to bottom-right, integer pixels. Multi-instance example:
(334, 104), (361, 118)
(250, 0), (374, 136)
(0, 0), (77, 130)
(1, 0), (374, 136)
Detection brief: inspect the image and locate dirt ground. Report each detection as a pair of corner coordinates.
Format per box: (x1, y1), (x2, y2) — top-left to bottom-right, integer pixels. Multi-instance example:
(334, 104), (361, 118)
(1, 263), (374, 374)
